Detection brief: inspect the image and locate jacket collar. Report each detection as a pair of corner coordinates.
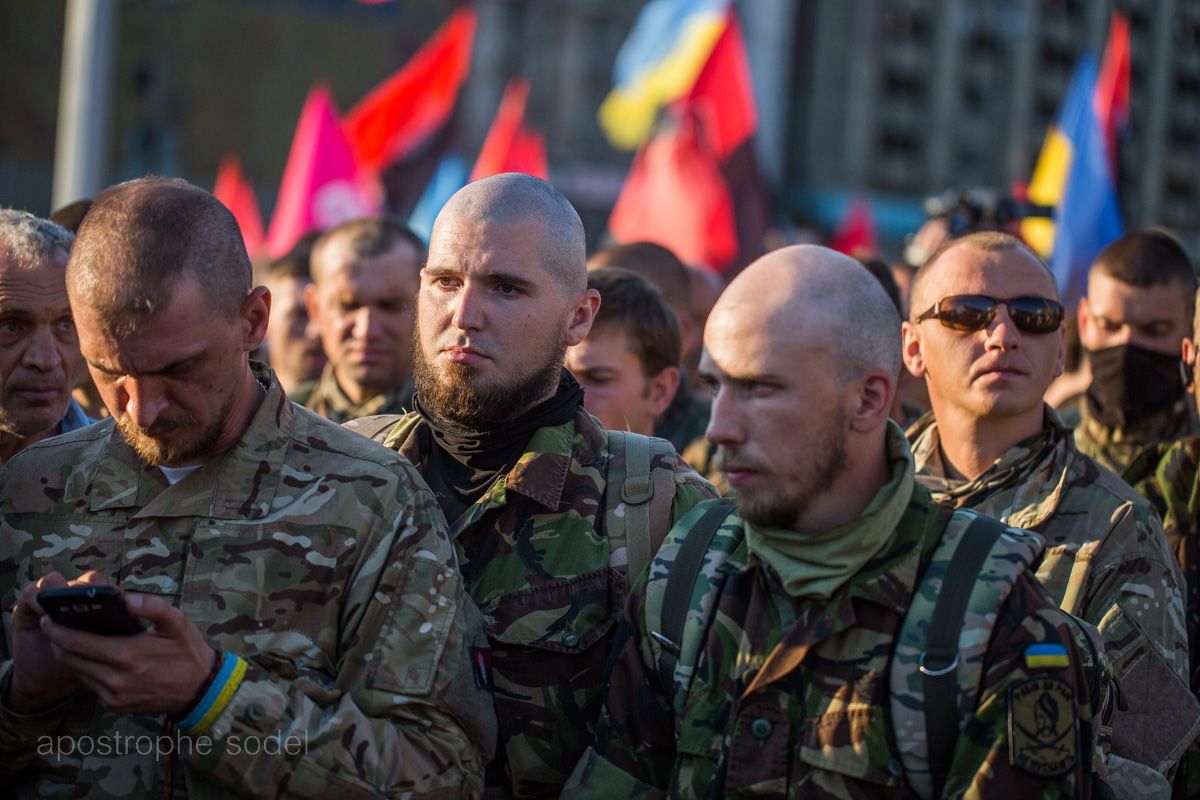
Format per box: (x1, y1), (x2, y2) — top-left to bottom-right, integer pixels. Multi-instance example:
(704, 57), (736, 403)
(723, 481), (938, 619)
(88, 362), (290, 520)
(390, 405), (604, 530)
(910, 405), (1073, 529)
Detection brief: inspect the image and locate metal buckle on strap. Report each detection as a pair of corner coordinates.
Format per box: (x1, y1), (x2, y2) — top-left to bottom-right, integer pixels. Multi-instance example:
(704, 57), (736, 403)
(650, 630), (680, 655)
(918, 651), (959, 677)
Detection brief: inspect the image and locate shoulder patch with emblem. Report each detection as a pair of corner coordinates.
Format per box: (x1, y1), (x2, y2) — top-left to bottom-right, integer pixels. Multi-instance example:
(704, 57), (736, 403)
(1008, 677), (1077, 777)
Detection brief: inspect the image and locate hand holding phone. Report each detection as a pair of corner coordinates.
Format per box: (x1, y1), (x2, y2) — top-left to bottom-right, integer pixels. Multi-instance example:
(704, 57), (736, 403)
(37, 585), (147, 636)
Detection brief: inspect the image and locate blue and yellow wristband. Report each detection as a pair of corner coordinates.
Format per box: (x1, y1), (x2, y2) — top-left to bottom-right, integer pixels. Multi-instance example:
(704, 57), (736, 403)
(178, 651), (248, 735)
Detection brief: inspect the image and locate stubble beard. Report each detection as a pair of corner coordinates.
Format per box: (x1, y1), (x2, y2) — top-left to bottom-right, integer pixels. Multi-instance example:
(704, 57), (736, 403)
(115, 391), (234, 466)
(412, 320), (568, 432)
(724, 405), (850, 530)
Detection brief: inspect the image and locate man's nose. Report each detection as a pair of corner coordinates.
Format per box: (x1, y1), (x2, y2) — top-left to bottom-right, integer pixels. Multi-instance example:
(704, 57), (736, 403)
(450, 284), (485, 332)
(21, 327), (63, 372)
(704, 386), (744, 445)
(985, 308), (1022, 350)
(122, 378), (169, 429)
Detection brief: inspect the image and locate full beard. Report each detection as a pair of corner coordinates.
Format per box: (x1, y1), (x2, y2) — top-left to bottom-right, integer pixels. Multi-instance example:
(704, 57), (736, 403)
(115, 392), (233, 466)
(412, 324), (568, 432)
(721, 404), (850, 530)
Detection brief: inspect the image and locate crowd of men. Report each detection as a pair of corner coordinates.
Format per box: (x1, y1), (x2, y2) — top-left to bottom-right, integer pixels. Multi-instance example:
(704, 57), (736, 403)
(1, 171), (1199, 799)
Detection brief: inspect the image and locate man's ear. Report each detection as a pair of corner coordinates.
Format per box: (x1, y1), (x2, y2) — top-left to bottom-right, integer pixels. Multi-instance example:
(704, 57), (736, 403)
(647, 366), (681, 418)
(849, 369), (895, 434)
(565, 288), (602, 347)
(1183, 337), (1196, 369)
(304, 282), (321, 326)
(901, 321), (926, 378)
(1076, 296), (1091, 344)
(240, 286), (271, 352)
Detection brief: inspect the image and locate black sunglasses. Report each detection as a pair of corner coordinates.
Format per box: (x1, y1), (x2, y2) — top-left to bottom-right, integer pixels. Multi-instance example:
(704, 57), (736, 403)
(915, 294), (1064, 334)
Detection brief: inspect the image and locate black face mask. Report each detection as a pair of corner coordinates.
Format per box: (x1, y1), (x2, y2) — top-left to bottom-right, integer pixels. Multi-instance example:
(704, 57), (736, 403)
(1085, 343), (1185, 428)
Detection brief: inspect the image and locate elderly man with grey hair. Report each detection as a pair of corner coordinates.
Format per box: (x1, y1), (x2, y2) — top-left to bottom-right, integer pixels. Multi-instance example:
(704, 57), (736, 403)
(0, 209), (91, 465)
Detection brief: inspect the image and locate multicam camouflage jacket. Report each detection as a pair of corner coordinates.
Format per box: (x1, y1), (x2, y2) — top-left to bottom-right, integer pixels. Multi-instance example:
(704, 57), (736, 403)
(296, 362), (414, 425)
(0, 365), (496, 799)
(1071, 394), (1199, 484)
(366, 405), (717, 798)
(564, 484), (1102, 798)
(910, 407), (1200, 788)
(1137, 436), (1200, 798)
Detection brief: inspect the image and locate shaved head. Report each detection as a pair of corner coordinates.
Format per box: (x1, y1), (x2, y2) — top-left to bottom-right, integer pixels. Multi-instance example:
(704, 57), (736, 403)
(713, 245), (902, 382)
(702, 245), (902, 533)
(433, 173), (586, 293)
(910, 232), (1055, 321)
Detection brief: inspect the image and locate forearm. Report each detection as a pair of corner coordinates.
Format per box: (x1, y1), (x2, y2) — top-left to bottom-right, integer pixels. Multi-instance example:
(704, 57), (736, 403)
(0, 662), (79, 781)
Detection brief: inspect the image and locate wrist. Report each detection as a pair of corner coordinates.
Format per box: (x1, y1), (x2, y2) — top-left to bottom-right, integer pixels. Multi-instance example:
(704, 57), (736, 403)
(177, 652), (248, 735)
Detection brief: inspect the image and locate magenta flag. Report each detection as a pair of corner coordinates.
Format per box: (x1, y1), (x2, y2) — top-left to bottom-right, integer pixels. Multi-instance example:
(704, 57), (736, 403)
(266, 84), (377, 258)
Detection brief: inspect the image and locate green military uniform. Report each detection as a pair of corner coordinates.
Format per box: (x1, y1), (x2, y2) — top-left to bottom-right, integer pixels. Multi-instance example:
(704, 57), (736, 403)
(297, 362), (414, 424)
(566, 425), (1101, 798)
(0, 364), (496, 799)
(365, 404), (717, 798)
(654, 381), (710, 455)
(910, 407), (1199, 790)
(1138, 437), (1200, 798)
(1071, 394), (1199, 484)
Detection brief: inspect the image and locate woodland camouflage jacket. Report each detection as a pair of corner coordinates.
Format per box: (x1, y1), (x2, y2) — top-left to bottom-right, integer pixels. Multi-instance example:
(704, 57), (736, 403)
(372, 406), (717, 798)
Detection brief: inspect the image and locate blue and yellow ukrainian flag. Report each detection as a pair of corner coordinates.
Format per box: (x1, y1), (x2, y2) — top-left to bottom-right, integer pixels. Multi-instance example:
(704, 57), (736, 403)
(599, 0), (730, 150)
(1022, 54), (1124, 301)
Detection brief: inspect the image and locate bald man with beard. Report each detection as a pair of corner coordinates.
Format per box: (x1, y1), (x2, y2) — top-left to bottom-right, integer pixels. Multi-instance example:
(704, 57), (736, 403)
(902, 231), (1197, 793)
(565, 245), (1105, 799)
(346, 174), (717, 798)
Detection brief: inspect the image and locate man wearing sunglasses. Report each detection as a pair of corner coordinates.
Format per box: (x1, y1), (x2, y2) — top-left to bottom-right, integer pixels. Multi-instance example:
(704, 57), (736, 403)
(1072, 231), (1199, 483)
(902, 231), (1198, 791)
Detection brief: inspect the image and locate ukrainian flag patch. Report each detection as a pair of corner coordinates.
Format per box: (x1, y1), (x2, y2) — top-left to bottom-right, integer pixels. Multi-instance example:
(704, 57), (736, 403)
(1024, 643), (1070, 670)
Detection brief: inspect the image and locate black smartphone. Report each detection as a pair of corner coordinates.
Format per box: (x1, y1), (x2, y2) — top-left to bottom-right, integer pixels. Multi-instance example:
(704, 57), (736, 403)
(37, 585), (147, 636)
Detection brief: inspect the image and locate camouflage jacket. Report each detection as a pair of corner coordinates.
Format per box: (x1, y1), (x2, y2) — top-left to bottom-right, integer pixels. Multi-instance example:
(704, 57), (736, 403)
(0, 364), (496, 799)
(565, 483), (1101, 798)
(1138, 437), (1200, 798)
(299, 362), (414, 425)
(367, 406), (717, 798)
(910, 407), (1199, 784)
(1072, 394), (1199, 484)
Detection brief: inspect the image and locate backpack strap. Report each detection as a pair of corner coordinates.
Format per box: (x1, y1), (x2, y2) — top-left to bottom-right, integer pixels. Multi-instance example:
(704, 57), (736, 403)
(342, 413), (407, 444)
(654, 499), (737, 698)
(889, 508), (1044, 800)
(921, 513), (1007, 798)
(604, 430), (680, 587)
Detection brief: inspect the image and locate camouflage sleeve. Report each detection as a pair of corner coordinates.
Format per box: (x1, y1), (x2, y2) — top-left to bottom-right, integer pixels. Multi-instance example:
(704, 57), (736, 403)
(1138, 437), (1200, 567)
(941, 575), (1097, 799)
(180, 484), (497, 799)
(1080, 502), (1200, 776)
(562, 571), (674, 799)
(667, 453), (721, 526)
(0, 662), (79, 779)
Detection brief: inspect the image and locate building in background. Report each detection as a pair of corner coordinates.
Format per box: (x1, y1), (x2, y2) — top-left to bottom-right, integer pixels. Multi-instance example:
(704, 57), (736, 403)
(2, 0), (1198, 256)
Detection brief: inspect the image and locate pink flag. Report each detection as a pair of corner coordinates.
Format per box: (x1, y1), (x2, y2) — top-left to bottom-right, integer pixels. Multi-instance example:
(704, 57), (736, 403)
(213, 154), (265, 260)
(266, 84), (376, 258)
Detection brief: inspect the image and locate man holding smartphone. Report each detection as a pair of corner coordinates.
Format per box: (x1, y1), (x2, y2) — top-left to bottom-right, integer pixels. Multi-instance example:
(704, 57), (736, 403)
(0, 177), (496, 798)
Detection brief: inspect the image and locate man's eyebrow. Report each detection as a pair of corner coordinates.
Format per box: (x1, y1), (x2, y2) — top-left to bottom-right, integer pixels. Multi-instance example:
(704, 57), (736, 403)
(0, 307), (33, 319)
(483, 271), (536, 291)
(421, 265), (460, 278)
(89, 351), (204, 377)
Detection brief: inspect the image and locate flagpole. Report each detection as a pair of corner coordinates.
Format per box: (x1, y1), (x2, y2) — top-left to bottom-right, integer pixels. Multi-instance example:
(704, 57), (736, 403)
(52, 0), (118, 211)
